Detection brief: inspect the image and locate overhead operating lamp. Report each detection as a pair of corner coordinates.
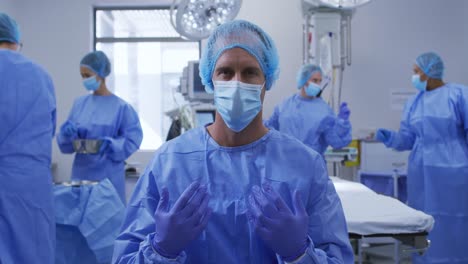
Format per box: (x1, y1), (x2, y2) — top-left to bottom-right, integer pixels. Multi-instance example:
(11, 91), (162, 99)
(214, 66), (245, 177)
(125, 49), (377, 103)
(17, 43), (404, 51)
(170, 0), (242, 40)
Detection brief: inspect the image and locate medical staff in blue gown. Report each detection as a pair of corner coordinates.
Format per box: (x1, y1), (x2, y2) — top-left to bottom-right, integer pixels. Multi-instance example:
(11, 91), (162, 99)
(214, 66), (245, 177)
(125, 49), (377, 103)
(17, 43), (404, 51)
(265, 64), (352, 156)
(113, 20), (353, 264)
(57, 51), (143, 203)
(0, 13), (56, 264)
(375, 52), (468, 263)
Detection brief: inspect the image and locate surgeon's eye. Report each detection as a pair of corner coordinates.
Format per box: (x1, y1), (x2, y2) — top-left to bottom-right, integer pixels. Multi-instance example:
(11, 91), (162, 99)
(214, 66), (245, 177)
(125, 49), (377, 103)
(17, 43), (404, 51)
(245, 69), (260, 77)
(311, 78), (321, 84)
(214, 67), (234, 80)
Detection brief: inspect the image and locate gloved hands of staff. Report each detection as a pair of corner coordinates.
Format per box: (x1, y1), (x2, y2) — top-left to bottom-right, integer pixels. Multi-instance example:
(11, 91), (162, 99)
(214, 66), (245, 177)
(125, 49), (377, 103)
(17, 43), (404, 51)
(338, 102), (351, 121)
(98, 138), (111, 154)
(375, 128), (392, 143)
(248, 184), (309, 262)
(60, 121), (77, 138)
(152, 182), (212, 259)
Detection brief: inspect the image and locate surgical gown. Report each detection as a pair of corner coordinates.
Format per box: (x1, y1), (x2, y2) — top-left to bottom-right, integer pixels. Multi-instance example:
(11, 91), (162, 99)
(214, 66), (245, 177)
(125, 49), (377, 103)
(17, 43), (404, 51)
(113, 128), (353, 263)
(265, 94), (352, 156)
(0, 50), (56, 264)
(57, 94), (142, 202)
(383, 83), (468, 263)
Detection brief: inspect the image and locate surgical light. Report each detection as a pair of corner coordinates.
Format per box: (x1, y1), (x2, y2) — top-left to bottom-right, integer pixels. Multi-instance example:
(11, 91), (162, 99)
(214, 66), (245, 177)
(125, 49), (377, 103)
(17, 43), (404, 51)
(170, 0), (242, 40)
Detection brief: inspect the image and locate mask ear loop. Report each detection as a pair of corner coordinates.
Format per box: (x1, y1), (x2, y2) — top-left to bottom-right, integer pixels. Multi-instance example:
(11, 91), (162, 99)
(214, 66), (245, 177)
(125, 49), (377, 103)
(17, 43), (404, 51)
(316, 84), (326, 98)
(316, 75), (331, 98)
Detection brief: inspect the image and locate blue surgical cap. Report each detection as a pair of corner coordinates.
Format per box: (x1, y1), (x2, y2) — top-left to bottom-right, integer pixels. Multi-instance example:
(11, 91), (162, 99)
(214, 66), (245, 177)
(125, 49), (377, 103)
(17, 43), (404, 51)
(199, 20), (280, 93)
(80, 51), (111, 78)
(0, 12), (20, 44)
(415, 52), (444, 79)
(296, 64), (323, 89)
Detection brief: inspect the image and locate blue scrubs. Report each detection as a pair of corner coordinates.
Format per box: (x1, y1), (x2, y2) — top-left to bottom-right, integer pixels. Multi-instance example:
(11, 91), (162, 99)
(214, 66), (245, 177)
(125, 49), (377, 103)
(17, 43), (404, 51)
(0, 50), (56, 263)
(382, 83), (468, 263)
(57, 94), (142, 202)
(113, 128), (353, 263)
(265, 94), (352, 156)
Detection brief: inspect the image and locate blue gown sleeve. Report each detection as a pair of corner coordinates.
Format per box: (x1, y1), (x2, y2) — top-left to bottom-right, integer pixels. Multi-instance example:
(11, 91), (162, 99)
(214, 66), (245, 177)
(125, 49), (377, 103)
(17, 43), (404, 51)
(51, 108), (57, 137)
(112, 166), (188, 264)
(104, 104), (143, 162)
(264, 105), (280, 130)
(56, 102), (77, 154)
(323, 115), (352, 149)
(457, 85), (468, 141)
(385, 101), (416, 151)
(46, 75), (57, 137)
(278, 155), (354, 264)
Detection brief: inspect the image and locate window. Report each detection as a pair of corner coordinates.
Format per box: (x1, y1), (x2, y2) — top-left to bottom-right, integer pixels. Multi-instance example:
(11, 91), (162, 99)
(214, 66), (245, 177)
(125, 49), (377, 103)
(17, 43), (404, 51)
(94, 7), (200, 150)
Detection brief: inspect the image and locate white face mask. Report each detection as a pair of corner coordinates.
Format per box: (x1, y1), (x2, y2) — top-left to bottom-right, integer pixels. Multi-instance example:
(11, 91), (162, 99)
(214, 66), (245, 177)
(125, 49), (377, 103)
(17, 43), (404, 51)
(213, 80), (263, 132)
(305, 82), (321, 97)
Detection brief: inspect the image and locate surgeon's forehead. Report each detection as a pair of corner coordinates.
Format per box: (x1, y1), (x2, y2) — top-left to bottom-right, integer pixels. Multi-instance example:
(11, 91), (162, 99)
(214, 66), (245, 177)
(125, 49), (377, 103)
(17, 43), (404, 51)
(310, 71), (322, 79)
(80, 66), (95, 75)
(413, 64), (423, 73)
(214, 48), (261, 70)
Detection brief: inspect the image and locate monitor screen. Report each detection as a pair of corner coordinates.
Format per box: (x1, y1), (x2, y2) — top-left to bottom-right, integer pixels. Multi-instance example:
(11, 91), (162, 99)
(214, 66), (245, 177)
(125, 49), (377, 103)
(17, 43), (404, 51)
(188, 61), (213, 101)
(195, 110), (215, 127)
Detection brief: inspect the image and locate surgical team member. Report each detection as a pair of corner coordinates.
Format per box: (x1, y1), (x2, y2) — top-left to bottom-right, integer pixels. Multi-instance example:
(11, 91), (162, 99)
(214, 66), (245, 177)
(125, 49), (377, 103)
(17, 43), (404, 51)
(113, 20), (353, 263)
(265, 64), (352, 157)
(375, 52), (468, 263)
(0, 13), (56, 263)
(57, 51), (143, 203)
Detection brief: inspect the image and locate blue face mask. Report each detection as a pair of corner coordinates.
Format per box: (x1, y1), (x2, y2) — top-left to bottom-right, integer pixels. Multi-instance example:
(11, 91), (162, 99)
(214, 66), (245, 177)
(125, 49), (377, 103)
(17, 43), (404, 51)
(305, 82), (321, 97)
(213, 81), (263, 133)
(83, 76), (101, 92)
(412, 74), (427, 92)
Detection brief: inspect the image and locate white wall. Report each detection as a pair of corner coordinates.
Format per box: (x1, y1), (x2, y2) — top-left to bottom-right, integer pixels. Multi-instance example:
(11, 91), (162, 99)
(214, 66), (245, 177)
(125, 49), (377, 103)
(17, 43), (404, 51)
(0, 0), (18, 19)
(237, 0), (304, 119)
(7, 0), (468, 181)
(464, 1), (468, 66)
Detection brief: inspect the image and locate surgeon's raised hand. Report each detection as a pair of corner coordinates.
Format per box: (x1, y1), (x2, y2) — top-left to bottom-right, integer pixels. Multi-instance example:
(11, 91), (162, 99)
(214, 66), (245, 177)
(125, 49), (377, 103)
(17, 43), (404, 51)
(338, 102), (351, 120)
(375, 128), (392, 143)
(152, 182), (212, 259)
(60, 121), (77, 138)
(248, 184), (309, 262)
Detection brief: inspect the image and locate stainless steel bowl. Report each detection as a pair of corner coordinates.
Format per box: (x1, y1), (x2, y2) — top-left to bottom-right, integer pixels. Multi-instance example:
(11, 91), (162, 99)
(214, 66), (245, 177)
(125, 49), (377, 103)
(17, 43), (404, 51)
(72, 139), (102, 154)
(54, 180), (99, 187)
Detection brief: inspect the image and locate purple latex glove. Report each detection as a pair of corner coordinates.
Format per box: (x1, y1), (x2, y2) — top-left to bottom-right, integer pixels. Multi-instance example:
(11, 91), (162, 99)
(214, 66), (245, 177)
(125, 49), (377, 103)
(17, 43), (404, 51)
(152, 182), (212, 259)
(375, 128), (392, 143)
(98, 138), (111, 154)
(338, 102), (351, 120)
(60, 121), (77, 138)
(77, 127), (87, 138)
(248, 184), (309, 262)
